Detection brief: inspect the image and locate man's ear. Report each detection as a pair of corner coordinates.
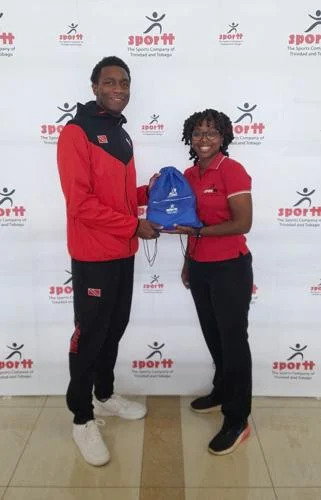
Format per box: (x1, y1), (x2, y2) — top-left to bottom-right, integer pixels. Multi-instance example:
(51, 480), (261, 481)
(92, 83), (98, 96)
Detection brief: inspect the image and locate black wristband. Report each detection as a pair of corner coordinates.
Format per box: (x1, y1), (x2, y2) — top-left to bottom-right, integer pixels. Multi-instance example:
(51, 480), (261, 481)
(194, 227), (202, 238)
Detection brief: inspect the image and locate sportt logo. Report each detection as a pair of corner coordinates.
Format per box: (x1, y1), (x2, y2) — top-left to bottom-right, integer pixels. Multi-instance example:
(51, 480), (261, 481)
(56, 103), (77, 123)
(232, 102), (265, 146)
(127, 12), (176, 59)
(143, 274), (165, 293)
(277, 187), (321, 228)
(219, 22), (244, 45)
(0, 187), (15, 206)
(141, 113), (165, 135)
(310, 277), (321, 295)
(0, 187), (27, 227)
(288, 10), (321, 57)
(58, 23), (84, 46)
(49, 270), (73, 304)
(0, 12), (16, 58)
(132, 341), (174, 378)
(40, 102), (76, 145)
(272, 343), (316, 381)
(0, 343), (34, 380)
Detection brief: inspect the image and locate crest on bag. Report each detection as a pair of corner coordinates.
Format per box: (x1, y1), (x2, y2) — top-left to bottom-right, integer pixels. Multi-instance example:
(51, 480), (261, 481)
(147, 166), (202, 230)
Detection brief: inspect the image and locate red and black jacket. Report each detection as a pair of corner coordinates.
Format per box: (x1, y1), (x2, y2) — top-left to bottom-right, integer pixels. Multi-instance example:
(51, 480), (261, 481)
(57, 101), (147, 261)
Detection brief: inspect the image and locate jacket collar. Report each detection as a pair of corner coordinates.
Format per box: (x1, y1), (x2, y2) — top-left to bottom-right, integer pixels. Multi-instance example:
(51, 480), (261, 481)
(75, 101), (127, 125)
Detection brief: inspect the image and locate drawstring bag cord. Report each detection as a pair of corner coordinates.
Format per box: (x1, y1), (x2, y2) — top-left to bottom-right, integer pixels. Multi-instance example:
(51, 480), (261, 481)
(179, 234), (187, 258)
(143, 232), (199, 266)
(180, 233), (200, 260)
(143, 238), (158, 267)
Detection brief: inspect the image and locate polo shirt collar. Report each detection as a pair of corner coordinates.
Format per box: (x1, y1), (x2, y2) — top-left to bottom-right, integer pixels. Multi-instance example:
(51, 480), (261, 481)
(199, 152), (226, 171)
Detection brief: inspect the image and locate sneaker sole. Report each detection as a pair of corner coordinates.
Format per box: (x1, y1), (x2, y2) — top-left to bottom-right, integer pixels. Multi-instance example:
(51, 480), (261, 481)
(208, 425), (250, 456)
(190, 405), (221, 414)
(72, 438), (110, 466)
(94, 408), (147, 420)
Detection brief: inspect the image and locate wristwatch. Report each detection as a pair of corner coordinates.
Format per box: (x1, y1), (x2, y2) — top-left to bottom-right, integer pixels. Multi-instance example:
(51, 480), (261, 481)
(194, 227), (202, 238)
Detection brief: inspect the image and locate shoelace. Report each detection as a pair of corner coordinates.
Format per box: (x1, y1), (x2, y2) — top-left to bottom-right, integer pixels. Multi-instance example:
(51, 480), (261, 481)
(95, 419), (105, 427)
(86, 419), (105, 442)
(111, 394), (130, 408)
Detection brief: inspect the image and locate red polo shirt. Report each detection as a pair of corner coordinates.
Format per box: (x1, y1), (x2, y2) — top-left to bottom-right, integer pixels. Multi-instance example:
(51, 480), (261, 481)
(184, 152), (251, 262)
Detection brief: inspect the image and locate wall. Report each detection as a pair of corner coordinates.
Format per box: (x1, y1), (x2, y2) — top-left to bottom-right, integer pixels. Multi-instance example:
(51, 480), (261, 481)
(0, 0), (320, 395)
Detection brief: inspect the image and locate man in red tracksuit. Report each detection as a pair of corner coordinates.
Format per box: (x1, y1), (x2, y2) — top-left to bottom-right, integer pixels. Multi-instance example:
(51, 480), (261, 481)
(57, 56), (159, 466)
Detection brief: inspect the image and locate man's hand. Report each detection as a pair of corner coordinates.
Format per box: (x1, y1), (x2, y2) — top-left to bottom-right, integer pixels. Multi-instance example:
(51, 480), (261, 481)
(136, 219), (162, 239)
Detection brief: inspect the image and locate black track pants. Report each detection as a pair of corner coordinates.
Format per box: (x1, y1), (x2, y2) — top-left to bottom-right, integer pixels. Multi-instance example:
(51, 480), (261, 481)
(188, 252), (253, 425)
(67, 257), (134, 424)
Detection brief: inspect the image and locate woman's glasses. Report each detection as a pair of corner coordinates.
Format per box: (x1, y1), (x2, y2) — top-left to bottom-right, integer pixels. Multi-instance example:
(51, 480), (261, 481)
(191, 130), (220, 141)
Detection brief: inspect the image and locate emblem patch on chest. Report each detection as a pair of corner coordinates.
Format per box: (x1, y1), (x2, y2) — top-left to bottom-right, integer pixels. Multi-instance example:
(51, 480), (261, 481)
(97, 135), (108, 144)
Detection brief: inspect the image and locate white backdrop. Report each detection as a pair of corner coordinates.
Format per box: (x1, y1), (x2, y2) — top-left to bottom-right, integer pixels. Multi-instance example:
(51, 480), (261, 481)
(1, 0), (321, 396)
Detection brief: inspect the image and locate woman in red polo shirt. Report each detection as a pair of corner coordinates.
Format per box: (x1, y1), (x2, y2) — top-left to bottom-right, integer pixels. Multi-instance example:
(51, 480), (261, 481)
(175, 108), (253, 455)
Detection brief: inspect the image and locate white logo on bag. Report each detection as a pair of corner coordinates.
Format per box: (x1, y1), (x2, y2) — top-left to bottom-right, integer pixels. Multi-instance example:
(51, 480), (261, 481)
(166, 203), (178, 214)
(168, 187), (177, 197)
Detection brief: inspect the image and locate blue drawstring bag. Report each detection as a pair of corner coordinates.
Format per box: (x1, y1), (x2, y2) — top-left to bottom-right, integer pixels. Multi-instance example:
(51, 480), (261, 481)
(147, 166), (202, 230)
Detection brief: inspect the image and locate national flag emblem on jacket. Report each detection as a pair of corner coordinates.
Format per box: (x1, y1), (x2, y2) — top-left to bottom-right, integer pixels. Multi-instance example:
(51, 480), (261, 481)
(88, 288), (102, 297)
(97, 135), (108, 144)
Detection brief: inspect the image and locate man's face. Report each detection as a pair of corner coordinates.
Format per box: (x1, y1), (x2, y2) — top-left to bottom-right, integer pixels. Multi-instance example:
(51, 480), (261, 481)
(92, 65), (130, 116)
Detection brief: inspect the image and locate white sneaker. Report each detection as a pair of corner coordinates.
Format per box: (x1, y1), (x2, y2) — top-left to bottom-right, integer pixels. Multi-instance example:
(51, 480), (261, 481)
(93, 394), (147, 420)
(72, 419), (110, 466)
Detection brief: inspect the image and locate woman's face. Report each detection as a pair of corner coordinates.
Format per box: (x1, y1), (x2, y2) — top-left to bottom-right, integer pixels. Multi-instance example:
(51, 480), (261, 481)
(191, 120), (223, 165)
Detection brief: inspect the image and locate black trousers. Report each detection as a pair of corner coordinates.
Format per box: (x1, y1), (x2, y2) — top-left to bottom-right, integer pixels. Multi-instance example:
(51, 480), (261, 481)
(188, 252), (253, 425)
(67, 256), (134, 424)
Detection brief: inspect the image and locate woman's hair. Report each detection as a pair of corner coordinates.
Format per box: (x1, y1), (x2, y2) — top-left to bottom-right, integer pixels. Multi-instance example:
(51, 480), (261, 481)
(182, 109), (234, 163)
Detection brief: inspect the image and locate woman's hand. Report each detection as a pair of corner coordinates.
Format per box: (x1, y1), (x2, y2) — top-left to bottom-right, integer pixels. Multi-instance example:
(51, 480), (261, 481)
(148, 173), (160, 193)
(175, 224), (199, 235)
(161, 225), (199, 236)
(181, 261), (190, 289)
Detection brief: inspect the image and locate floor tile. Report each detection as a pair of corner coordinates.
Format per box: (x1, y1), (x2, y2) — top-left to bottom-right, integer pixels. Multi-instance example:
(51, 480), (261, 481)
(10, 407), (144, 487)
(0, 397), (46, 408)
(0, 488), (5, 499)
(4, 488), (139, 499)
(148, 396), (181, 409)
(185, 489), (276, 500)
(252, 408), (321, 486)
(252, 397), (321, 408)
(44, 396), (65, 408)
(0, 408), (41, 486)
(275, 488), (321, 500)
(180, 396), (200, 408)
(140, 488), (185, 500)
(141, 398), (184, 488)
(181, 409), (272, 487)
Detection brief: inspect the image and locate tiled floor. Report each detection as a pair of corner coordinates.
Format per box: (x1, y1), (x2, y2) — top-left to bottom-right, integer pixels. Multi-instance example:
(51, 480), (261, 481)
(1, 396), (321, 500)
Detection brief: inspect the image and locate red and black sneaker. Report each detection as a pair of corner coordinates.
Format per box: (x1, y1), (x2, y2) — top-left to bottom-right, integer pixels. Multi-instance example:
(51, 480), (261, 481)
(190, 393), (222, 413)
(208, 420), (250, 455)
